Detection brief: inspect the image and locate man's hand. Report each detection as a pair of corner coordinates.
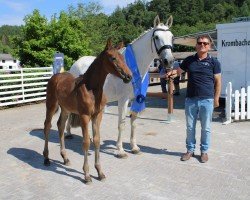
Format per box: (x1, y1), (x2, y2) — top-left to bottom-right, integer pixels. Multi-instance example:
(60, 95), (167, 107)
(214, 99), (219, 108)
(166, 70), (177, 80)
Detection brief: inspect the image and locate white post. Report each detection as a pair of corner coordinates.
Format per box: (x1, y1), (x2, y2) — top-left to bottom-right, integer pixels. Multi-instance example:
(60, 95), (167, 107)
(240, 87), (246, 120)
(21, 68), (25, 102)
(234, 90), (240, 121)
(247, 86), (250, 120)
(223, 82), (232, 124)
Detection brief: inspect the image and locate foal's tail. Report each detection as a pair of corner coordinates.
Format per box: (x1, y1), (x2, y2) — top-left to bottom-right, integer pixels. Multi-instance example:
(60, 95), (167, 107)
(68, 113), (81, 128)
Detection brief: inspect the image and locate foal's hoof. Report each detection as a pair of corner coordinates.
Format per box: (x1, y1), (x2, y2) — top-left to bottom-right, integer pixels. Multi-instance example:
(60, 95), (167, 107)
(65, 134), (73, 139)
(44, 158), (50, 166)
(116, 153), (128, 159)
(85, 177), (92, 185)
(64, 159), (71, 166)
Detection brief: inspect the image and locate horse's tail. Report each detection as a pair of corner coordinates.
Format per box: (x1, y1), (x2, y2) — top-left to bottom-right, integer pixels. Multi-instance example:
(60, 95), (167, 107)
(68, 113), (81, 128)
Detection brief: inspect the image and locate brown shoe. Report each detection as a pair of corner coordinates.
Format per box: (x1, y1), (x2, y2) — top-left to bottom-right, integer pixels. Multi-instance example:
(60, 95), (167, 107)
(200, 153), (208, 163)
(180, 152), (194, 161)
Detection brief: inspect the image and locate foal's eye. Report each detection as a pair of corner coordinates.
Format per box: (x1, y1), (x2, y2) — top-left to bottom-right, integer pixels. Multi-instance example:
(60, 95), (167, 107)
(154, 35), (159, 40)
(111, 57), (116, 62)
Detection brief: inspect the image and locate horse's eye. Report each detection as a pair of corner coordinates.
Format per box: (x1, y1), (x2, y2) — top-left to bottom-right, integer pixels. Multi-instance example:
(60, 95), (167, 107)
(155, 35), (159, 40)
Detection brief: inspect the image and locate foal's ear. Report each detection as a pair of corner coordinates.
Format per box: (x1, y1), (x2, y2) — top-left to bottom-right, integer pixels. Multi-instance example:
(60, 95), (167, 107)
(105, 38), (113, 50)
(153, 15), (161, 27)
(115, 41), (124, 50)
(166, 15), (173, 29)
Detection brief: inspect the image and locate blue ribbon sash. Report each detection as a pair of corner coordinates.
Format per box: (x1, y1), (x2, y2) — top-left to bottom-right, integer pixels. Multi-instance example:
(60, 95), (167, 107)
(125, 45), (149, 113)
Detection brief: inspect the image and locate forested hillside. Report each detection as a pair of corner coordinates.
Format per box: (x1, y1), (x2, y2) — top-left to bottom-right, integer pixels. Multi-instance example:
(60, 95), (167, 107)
(0, 0), (249, 69)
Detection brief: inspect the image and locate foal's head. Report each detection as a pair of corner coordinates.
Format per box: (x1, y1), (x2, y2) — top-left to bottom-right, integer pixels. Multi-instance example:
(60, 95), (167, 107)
(102, 38), (132, 83)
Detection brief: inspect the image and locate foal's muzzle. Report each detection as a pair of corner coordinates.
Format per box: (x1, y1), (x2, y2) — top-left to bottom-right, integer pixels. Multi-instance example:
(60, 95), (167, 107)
(123, 74), (132, 83)
(115, 64), (132, 83)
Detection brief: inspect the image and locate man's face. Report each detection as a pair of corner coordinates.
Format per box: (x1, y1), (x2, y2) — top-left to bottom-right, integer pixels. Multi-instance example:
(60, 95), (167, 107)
(196, 37), (211, 54)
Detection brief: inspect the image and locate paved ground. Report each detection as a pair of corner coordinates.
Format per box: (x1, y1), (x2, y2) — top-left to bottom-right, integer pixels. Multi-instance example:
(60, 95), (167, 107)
(0, 83), (250, 200)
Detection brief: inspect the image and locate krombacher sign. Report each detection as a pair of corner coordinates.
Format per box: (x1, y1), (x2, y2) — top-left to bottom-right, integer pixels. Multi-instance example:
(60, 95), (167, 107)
(222, 39), (250, 47)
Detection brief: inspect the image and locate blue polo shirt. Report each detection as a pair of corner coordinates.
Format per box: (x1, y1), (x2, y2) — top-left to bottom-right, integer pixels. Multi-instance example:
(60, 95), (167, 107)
(180, 53), (221, 98)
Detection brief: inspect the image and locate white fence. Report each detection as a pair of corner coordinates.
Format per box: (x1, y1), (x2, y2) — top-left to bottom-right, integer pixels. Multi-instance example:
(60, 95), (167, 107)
(0, 67), (53, 107)
(224, 82), (250, 124)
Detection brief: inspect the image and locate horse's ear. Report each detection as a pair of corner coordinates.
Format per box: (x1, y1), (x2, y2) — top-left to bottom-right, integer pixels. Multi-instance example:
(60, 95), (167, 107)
(105, 38), (113, 50)
(166, 15), (173, 29)
(153, 15), (160, 27)
(115, 41), (124, 50)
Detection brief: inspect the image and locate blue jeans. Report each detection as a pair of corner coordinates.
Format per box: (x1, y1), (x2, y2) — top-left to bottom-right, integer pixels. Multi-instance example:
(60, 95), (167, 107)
(185, 97), (214, 153)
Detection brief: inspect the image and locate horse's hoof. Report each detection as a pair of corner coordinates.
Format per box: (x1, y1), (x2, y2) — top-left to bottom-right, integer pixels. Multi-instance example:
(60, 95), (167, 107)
(44, 158), (50, 166)
(64, 159), (71, 166)
(131, 149), (141, 154)
(116, 153), (128, 159)
(65, 134), (73, 139)
(99, 174), (106, 182)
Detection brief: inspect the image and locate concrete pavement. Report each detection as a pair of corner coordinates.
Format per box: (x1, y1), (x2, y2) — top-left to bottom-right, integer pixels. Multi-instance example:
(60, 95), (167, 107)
(0, 83), (249, 200)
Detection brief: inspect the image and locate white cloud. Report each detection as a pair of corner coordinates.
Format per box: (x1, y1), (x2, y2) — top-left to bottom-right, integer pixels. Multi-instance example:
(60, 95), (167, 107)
(0, 0), (27, 12)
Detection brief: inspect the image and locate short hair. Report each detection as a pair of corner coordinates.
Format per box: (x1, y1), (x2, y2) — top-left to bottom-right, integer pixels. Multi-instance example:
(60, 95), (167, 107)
(196, 35), (212, 43)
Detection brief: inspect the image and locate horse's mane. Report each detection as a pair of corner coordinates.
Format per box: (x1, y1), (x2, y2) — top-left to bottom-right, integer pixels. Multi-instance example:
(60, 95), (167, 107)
(129, 23), (165, 45)
(130, 27), (153, 45)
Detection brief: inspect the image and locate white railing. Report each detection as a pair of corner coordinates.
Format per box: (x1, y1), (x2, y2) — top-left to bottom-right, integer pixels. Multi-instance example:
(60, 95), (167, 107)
(224, 82), (250, 124)
(0, 67), (53, 107)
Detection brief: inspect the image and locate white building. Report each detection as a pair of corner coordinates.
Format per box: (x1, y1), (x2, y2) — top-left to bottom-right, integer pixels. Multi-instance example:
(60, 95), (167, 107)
(0, 53), (20, 70)
(216, 20), (250, 97)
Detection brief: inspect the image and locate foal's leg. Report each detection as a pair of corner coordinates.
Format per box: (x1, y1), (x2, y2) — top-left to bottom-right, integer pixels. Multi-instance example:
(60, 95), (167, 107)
(65, 114), (73, 139)
(57, 109), (70, 165)
(43, 101), (58, 166)
(116, 99), (130, 158)
(80, 115), (92, 183)
(92, 113), (106, 181)
(130, 112), (140, 154)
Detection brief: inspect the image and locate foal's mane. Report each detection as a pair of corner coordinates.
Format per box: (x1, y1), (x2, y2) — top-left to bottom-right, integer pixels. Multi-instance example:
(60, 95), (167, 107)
(74, 50), (108, 89)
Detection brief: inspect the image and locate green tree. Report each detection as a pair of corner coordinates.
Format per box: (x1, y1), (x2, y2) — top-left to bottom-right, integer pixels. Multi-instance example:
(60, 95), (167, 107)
(147, 0), (170, 21)
(67, 2), (108, 55)
(15, 9), (92, 69)
(47, 11), (92, 69)
(240, 1), (250, 16)
(17, 9), (50, 67)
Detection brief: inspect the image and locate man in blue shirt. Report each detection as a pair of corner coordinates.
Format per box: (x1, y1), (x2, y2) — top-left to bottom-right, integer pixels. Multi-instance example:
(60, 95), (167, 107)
(167, 35), (221, 163)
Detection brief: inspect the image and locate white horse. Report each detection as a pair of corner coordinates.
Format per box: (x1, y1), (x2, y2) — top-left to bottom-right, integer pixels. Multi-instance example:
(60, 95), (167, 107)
(66, 15), (174, 158)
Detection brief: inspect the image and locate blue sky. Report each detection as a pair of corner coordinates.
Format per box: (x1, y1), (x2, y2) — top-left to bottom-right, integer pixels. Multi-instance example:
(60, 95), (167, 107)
(0, 0), (145, 26)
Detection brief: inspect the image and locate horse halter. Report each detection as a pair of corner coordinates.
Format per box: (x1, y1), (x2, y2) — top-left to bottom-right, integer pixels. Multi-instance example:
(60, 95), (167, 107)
(151, 28), (173, 55)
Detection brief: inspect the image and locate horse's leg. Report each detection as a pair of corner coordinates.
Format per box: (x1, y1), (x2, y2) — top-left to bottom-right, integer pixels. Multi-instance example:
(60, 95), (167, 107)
(80, 115), (92, 184)
(65, 114), (73, 139)
(116, 99), (129, 158)
(57, 109), (70, 165)
(43, 100), (58, 166)
(92, 113), (106, 181)
(130, 112), (140, 154)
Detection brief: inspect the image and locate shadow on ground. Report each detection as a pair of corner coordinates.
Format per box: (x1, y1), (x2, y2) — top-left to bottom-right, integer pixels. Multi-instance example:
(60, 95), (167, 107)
(7, 147), (86, 182)
(28, 129), (182, 159)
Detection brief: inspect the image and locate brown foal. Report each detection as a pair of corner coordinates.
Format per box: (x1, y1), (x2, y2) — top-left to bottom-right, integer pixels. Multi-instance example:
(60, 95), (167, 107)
(43, 38), (132, 184)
